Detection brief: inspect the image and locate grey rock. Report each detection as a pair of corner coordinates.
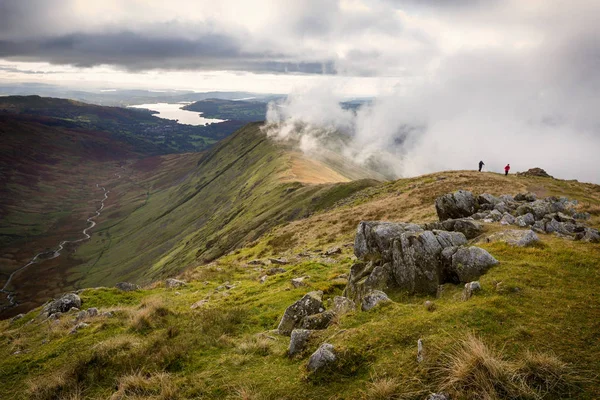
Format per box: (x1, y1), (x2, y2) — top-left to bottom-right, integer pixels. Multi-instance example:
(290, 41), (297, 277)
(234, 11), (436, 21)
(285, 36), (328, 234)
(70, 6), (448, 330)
(500, 213), (516, 225)
(48, 312), (62, 320)
(324, 246), (342, 256)
(307, 343), (336, 372)
(423, 218), (483, 239)
(494, 202), (510, 214)
(515, 213), (535, 227)
(515, 192), (537, 202)
(478, 193), (501, 206)
(165, 278), (187, 289)
(300, 310), (336, 330)
(556, 212), (576, 224)
(101, 311), (115, 318)
(532, 220), (546, 233)
(248, 259), (265, 265)
(76, 310), (87, 321)
(269, 258), (289, 265)
(259, 275), (268, 284)
(277, 291), (324, 336)
(291, 277), (309, 288)
(545, 219), (572, 235)
(489, 209), (503, 221)
(462, 281), (482, 300)
(332, 296), (355, 315)
(426, 394), (450, 400)
(69, 322), (89, 334)
(191, 299), (209, 309)
(449, 247), (498, 282)
(266, 267), (287, 275)
(42, 293), (82, 317)
(354, 221), (422, 262)
(115, 282), (140, 292)
(573, 212), (591, 220)
(472, 211), (491, 220)
(289, 329), (312, 356)
(86, 307), (99, 318)
(485, 229), (539, 247)
(499, 194), (515, 203)
(579, 228), (600, 243)
(362, 290), (391, 311)
(435, 190), (477, 221)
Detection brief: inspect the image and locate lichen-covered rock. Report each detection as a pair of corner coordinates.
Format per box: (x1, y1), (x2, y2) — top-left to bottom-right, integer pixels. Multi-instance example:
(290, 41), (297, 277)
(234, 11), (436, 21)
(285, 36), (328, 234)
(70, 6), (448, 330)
(354, 221), (422, 262)
(291, 276), (309, 288)
(289, 329), (312, 356)
(277, 291), (324, 336)
(307, 343), (336, 372)
(70, 322), (89, 334)
(500, 213), (516, 225)
(423, 218), (483, 239)
(484, 230), (539, 247)
(42, 293), (82, 317)
(577, 228), (600, 243)
(300, 310), (336, 330)
(489, 209), (503, 221)
(115, 282), (140, 292)
(165, 278), (187, 289)
(435, 190), (477, 221)
(332, 296), (355, 315)
(448, 247), (498, 282)
(267, 267), (287, 275)
(362, 290), (391, 311)
(478, 193), (501, 206)
(515, 192), (537, 202)
(515, 213), (535, 227)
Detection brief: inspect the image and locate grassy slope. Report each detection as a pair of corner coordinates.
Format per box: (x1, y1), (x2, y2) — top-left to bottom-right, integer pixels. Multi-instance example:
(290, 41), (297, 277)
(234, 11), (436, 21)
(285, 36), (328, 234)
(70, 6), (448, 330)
(1, 170), (598, 399)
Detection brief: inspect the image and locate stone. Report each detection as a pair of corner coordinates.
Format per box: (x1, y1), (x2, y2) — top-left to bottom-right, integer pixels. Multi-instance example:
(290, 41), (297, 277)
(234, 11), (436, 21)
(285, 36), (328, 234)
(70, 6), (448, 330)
(289, 329), (312, 356)
(362, 290), (391, 311)
(579, 228), (600, 243)
(248, 259), (265, 265)
(449, 247), (498, 282)
(426, 394), (450, 400)
(477, 193), (501, 206)
(300, 310), (336, 330)
(307, 343), (336, 372)
(472, 211), (491, 220)
(165, 278), (187, 289)
(499, 194), (515, 203)
(515, 192), (537, 202)
(291, 277), (309, 288)
(545, 219), (572, 235)
(277, 291), (324, 336)
(494, 202), (511, 214)
(417, 339), (424, 363)
(115, 282), (140, 292)
(266, 267), (287, 275)
(70, 322), (89, 334)
(484, 229), (539, 247)
(462, 281), (481, 300)
(516, 168), (553, 178)
(423, 218), (483, 239)
(424, 300), (436, 311)
(332, 296), (355, 315)
(354, 221), (422, 262)
(259, 275), (268, 284)
(86, 307), (99, 318)
(435, 190), (477, 221)
(324, 246), (342, 256)
(489, 209), (503, 221)
(573, 212), (591, 220)
(500, 213), (516, 225)
(269, 258), (289, 265)
(42, 293), (82, 317)
(190, 299), (209, 309)
(515, 213), (535, 227)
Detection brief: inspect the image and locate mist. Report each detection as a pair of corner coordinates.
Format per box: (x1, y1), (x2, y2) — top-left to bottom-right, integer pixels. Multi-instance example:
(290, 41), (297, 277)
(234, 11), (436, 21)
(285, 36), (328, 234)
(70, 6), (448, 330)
(264, 17), (600, 184)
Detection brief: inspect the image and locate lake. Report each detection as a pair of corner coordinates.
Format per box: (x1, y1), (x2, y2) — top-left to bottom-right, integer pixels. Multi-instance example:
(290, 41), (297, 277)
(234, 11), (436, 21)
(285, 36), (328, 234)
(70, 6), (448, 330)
(128, 103), (226, 126)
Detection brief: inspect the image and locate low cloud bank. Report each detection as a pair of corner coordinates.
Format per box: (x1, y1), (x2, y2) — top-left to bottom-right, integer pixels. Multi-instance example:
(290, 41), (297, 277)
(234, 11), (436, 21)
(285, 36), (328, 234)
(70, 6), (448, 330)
(264, 48), (600, 184)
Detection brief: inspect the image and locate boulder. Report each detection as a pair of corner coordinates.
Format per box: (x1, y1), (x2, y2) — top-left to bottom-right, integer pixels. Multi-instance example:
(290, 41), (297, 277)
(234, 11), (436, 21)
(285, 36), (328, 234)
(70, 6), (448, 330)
(515, 192), (537, 202)
(484, 229), (539, 247)
(324, 246), (342, 256)
(354, 221), (422, 262)
(362, 290), (391, 311)
(291, 277), (309, 288)
(494, 202), (511, 214)
(545, 219), (572, 235)
(462, 281), (482, 300)
(472, 211), (491, 220)
(307, 343), (336, 372)
(423, 218), (483, 239)
(578, 228), (600, 243)
(488, 209), (503, 221)
(477, 193), (501, 206)
(447, 247), (498, 282)
(515, 213), (535, 227)
(42, 293), (82, 317)
(165, 278), (187, 289)
(277, 291), (324, 336)
(115, 282), (140, 292)
(332, 296), (355, 315)
(300, 310), (336, 330)
(435, 190), (477, 221)
(499, 194), (515, 203)
(500, 213), (516, 225)
(289, 329), (312, 356)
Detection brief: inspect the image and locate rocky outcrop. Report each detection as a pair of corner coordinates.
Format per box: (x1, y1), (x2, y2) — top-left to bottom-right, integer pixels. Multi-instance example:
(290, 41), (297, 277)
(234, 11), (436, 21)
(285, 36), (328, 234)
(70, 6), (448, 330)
(354, 221), (422, 262)
(483, 230), (540, 247)
(307, 343), (336, 372)
(423, 218), (483, 239)
(42, 293), (82, 317)
(277, 291), (324, 336)
(435, 190), (477, 221)
(443, 247), (499, 282)
(516, 168), (553, 178)
(115, 282), (140, 292)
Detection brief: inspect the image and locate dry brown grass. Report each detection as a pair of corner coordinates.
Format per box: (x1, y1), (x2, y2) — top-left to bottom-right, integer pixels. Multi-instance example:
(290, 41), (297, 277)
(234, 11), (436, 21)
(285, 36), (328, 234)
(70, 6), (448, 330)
(110, 371), (178, 400)
(362, 377), (401, 399)
(436, 334), (578, 400)
(235, 335), (274, 356)
(229, 384), (264, 400)
(129, 296), (171, 332)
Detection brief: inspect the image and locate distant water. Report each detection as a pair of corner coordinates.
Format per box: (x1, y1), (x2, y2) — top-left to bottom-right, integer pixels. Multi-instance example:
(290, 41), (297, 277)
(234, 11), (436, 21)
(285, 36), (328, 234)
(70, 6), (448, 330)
(128, 103), (226, 126)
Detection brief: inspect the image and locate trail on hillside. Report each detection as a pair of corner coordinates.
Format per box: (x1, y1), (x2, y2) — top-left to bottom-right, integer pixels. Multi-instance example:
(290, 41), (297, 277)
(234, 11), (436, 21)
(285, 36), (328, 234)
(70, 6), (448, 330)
(0, 169), (123, 310)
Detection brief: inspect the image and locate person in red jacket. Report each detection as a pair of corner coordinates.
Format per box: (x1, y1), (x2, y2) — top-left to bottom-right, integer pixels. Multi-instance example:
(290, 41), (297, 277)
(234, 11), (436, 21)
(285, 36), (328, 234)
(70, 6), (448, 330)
(504, 164), (510, 176)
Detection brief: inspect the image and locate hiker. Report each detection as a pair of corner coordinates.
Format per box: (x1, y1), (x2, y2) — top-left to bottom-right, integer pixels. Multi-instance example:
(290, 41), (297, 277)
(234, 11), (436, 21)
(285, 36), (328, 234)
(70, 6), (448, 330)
(478, 160), (485, 172)
(504, 164), (510, 176)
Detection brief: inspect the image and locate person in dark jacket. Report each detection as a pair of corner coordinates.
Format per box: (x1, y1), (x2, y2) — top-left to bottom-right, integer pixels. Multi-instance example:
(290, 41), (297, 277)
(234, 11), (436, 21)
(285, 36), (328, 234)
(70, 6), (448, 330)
(478, 160), (485, 172)
(504, 164), (510, 176)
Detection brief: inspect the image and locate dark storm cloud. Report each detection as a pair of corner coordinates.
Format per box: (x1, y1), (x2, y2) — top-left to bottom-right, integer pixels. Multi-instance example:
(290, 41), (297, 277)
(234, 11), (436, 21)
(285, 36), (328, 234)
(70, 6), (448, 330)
(0, 31), (337, 74)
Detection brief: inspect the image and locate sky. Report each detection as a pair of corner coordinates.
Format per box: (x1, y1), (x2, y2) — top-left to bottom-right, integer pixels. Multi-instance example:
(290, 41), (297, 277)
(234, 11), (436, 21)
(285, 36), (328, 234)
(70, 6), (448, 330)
(1, 0), (599, 182)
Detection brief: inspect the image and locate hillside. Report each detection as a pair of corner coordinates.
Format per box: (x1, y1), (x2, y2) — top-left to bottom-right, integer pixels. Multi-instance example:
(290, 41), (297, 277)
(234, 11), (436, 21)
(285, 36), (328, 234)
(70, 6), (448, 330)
(0, 168), (598, 399)
(0, 119), (381, 318)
